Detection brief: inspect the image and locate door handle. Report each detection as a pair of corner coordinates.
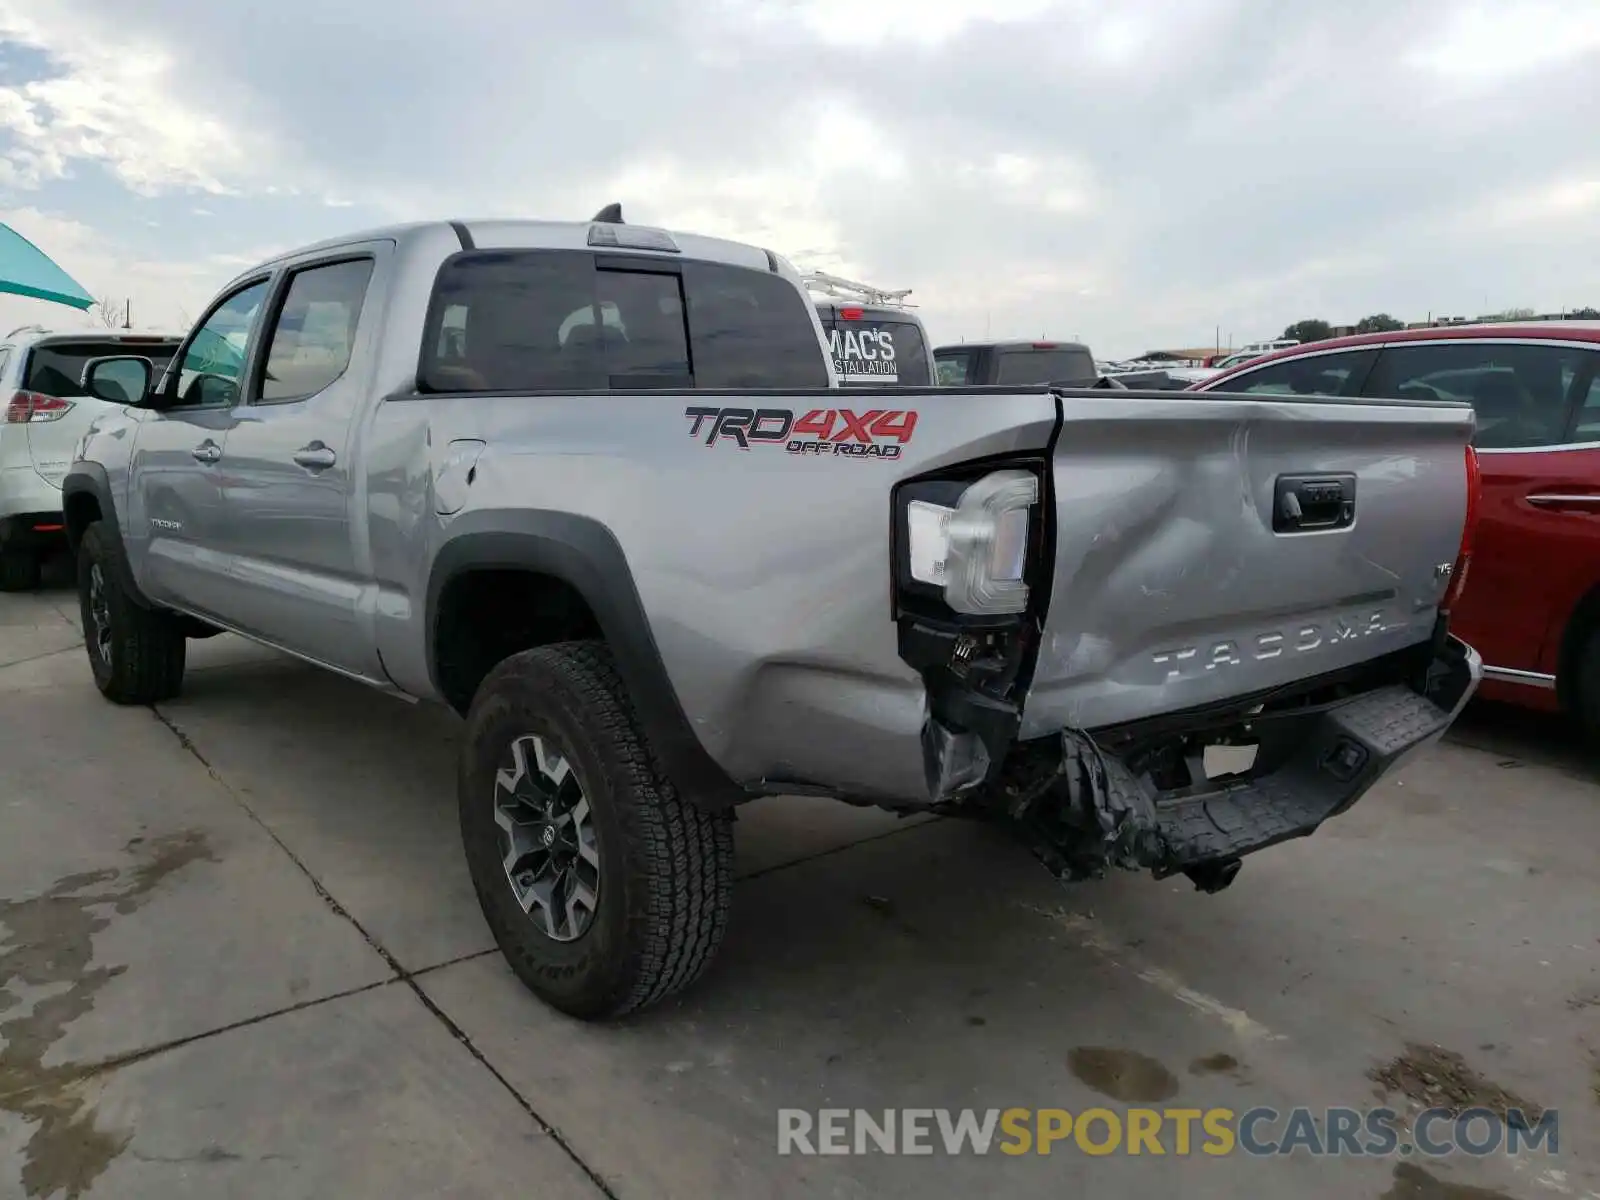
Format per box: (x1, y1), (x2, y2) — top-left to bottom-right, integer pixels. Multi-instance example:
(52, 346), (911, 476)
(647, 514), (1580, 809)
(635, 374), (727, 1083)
(292, 442), (337, 471)
(1527, 493), (1600, 510)
(191, 442), (221, 464)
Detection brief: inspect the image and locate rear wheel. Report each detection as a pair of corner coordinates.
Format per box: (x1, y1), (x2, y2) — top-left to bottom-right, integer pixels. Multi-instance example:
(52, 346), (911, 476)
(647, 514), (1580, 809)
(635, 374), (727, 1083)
(459, 641), (734, 1019)
(0, 549), (40, 592)
(77, 522), (187, 704)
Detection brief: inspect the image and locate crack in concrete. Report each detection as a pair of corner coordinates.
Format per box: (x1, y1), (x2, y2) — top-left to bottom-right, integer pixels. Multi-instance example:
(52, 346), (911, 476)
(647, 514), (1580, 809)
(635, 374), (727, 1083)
(0, 831), (216, 1199)
(734, 817), (941, 883)
(148, 704), (622, 1200)
(0, 644), (83, 672)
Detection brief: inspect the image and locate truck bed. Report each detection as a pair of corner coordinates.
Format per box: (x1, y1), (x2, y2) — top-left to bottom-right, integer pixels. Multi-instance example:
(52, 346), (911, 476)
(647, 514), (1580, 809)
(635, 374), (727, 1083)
(390, 383), (1474, 809)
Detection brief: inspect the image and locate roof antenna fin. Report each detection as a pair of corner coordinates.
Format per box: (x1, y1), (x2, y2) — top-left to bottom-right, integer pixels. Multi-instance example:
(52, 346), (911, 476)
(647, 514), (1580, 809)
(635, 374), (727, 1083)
(591, 203), (624, 224)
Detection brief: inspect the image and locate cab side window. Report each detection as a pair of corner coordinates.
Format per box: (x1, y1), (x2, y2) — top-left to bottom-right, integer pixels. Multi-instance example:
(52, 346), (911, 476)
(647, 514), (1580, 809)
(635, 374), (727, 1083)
(173, 280), (269, 408)
(1221, 350), (1376, 397)
(259, 259), (375, 402)
(1571, 364), (1600, 443)
(935, 351), (974, 386)
(1363, 342), (1586, 450)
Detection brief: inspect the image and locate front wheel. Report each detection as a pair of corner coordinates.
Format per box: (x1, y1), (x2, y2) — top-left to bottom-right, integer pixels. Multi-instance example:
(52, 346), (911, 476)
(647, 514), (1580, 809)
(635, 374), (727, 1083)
(77, 522), (187, 704)
(459, 641), (734, 1019)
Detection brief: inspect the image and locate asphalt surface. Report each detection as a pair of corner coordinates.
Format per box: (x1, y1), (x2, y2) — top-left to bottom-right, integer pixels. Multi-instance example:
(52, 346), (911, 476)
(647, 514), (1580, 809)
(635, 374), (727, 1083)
(1, 564), (1596, 1199)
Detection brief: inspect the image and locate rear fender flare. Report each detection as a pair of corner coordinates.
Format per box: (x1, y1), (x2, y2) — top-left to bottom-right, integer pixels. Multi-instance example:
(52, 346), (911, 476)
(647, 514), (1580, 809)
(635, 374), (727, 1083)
(426, 510), (746, 812)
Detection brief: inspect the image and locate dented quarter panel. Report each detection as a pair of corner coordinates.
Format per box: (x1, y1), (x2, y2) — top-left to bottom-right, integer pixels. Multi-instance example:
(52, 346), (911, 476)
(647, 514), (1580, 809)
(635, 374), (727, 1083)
(1020, 389), (1476, 736)
(369, 386), (1059, 803)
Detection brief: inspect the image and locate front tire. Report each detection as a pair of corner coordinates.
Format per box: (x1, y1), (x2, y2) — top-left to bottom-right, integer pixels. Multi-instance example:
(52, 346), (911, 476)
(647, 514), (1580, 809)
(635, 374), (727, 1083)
(459, 641), (734, 1019)
(78, 522), (187, 704)
(0, 549), (40, 592)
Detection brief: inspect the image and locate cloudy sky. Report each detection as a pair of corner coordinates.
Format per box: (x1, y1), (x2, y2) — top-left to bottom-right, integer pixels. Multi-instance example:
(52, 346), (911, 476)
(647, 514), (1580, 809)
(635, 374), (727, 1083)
(1, 0), (1598, 358)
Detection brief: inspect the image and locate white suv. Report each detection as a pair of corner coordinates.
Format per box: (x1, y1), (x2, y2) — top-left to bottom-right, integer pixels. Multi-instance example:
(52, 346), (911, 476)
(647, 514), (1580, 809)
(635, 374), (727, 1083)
(0, 326), (182, 590)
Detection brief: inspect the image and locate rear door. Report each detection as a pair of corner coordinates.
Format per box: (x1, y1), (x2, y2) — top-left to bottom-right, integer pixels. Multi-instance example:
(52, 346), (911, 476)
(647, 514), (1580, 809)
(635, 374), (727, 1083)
(1359, 338), (1600, 684)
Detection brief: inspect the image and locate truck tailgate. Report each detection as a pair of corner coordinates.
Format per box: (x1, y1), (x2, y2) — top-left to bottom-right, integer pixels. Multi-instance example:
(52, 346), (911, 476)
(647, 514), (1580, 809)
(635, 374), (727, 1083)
(1020, 388), (1475, 737)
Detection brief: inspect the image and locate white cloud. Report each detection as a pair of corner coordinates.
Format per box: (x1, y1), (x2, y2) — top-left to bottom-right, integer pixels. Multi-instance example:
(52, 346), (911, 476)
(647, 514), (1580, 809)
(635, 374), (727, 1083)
(1408, 2), (1600, 81)
(0, 0), (1596, 357)
(0, 0), (272, 196)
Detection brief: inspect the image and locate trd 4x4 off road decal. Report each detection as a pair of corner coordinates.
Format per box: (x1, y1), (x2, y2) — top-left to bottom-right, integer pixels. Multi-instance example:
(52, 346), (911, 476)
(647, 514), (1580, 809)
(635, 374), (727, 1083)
(683, 406), (918, 459)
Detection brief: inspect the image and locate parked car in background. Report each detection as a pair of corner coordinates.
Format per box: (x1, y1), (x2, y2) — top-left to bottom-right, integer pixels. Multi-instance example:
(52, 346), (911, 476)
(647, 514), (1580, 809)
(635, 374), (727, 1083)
(933, 339), (1098, 387)
(1100, 358), (1222, 389)
(1205, 349), (1270, 370)
(803, 271), (934, 387)
(1192, 322), (1600, 738)
(0, 326), (182, 589)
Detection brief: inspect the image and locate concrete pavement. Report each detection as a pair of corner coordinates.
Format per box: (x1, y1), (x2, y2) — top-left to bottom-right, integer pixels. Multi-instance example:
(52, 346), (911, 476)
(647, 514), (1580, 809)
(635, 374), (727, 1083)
(1, 574), (1596, 1199)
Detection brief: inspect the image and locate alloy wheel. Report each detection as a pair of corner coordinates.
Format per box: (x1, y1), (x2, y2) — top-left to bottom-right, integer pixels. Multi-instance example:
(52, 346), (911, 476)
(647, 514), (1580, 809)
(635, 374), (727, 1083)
(493, 733), (600, 942)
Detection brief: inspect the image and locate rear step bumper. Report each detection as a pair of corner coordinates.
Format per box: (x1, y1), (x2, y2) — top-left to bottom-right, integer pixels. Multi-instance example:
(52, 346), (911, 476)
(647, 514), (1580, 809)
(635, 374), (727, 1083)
(1016, 636), (1482, 886)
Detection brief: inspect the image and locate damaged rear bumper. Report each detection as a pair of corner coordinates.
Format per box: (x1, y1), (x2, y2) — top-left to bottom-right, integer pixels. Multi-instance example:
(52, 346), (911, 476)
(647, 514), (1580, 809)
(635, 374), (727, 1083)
(1009, 635), (1482, 887)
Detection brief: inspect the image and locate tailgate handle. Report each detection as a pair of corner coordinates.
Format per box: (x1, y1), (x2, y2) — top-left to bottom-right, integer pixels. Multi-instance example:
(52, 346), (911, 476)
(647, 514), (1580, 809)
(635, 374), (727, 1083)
(1274, 473), (1356, 533)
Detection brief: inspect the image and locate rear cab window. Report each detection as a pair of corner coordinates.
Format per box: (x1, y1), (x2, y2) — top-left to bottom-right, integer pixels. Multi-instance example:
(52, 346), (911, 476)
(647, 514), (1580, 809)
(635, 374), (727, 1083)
(815, 305), (931, 386)
(993, 345), (1097, 386)
(420, 250), (829, 391)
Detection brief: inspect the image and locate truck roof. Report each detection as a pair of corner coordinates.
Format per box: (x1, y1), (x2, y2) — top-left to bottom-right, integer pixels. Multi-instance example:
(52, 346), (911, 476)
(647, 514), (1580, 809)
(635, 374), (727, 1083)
(229, 215), (790, 291)
(933, 339), (1092, 354)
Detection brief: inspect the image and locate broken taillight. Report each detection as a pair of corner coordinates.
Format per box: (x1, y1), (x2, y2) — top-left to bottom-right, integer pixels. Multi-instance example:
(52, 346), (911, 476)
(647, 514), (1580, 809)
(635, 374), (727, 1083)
(1440, 444), (1481, 614)
(5, 391), (74, 423)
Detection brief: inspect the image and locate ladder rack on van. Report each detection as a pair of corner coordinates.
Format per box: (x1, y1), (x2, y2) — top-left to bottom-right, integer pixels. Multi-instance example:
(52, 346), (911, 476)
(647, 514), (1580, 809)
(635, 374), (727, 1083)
(799, 270), (915, 308)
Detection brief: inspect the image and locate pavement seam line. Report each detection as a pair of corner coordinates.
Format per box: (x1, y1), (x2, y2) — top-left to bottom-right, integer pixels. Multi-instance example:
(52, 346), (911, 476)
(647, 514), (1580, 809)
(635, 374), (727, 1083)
(734, 816), (943, 883)
(148, 703), (623, 1200)
(0, 976), (401, 1103)
(0, 642), (84, 671)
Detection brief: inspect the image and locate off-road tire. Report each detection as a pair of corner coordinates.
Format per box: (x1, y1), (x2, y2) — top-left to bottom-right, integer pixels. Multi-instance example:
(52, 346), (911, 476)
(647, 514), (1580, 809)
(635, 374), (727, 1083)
(459, 640), (734, 1019)
(1575, 624), (1600, 744)
(78, 521), (187, 704)
(0, 550), (40, 592)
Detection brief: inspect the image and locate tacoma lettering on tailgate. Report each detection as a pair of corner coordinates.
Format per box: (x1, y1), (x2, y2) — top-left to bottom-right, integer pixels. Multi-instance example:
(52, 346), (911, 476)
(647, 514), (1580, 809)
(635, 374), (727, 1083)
(1151, 609), (1401, 681)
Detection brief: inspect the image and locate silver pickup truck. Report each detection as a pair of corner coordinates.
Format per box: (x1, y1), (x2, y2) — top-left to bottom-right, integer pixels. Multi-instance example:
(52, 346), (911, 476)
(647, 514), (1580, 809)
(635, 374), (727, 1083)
(63, 209), (1483, 1019)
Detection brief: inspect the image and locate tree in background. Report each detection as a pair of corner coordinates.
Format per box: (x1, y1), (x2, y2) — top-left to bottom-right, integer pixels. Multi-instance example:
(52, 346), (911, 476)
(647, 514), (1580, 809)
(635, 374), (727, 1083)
(1495, 307), (1537, 320)
(90, 296), (127, 329)
(1355, 313), (1404, 334)
(1568, 307), (1600, 320)
(1283, 319), (1332, 343)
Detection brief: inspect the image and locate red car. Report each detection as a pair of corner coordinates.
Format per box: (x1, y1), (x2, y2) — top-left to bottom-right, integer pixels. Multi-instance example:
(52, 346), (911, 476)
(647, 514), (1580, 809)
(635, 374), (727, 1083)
(1192, 323), (1600, 736)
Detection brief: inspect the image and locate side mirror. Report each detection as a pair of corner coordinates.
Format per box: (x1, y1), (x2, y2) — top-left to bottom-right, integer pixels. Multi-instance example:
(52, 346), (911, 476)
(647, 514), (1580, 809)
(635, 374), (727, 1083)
(81, 355), (155, 406)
